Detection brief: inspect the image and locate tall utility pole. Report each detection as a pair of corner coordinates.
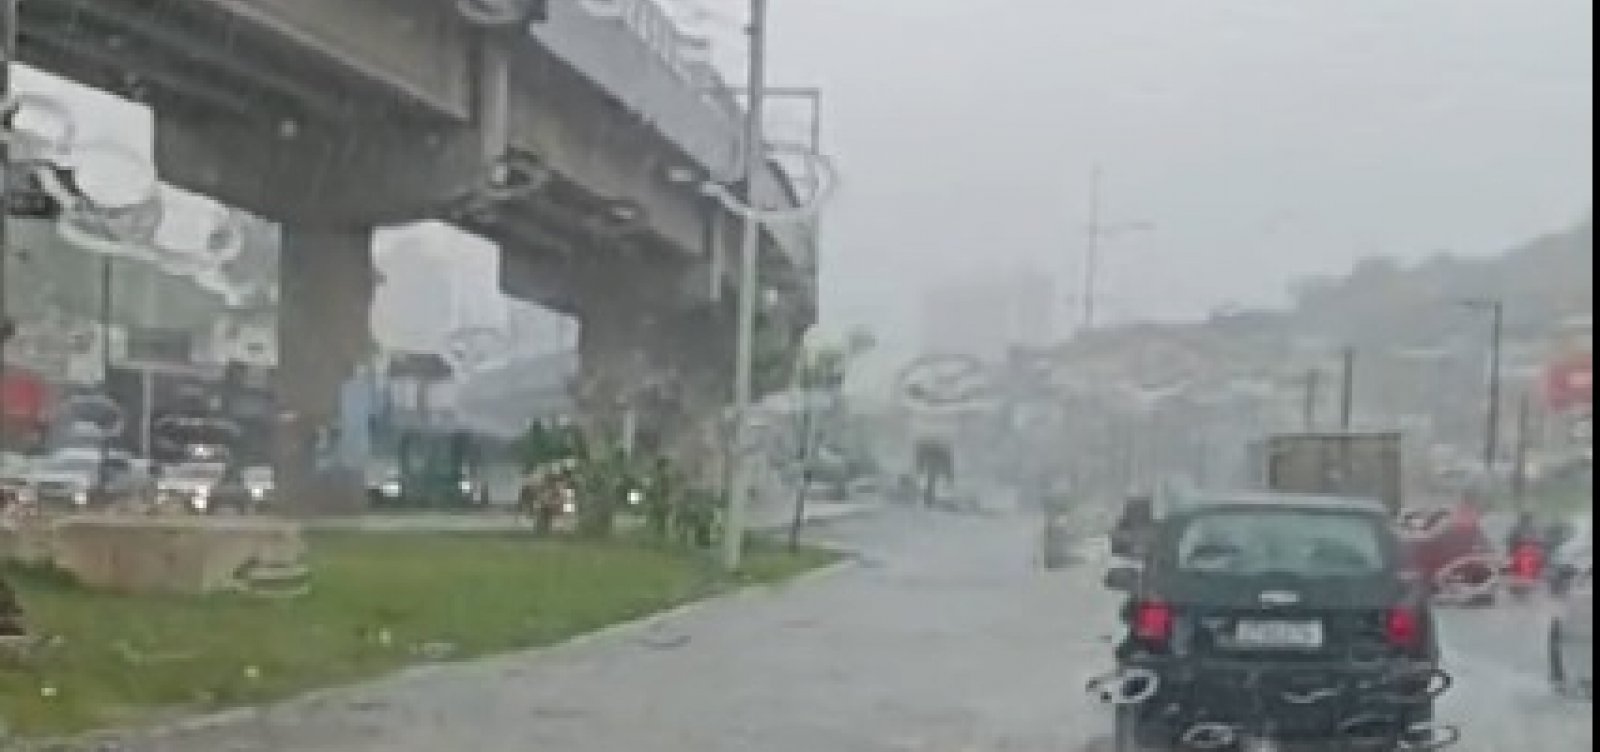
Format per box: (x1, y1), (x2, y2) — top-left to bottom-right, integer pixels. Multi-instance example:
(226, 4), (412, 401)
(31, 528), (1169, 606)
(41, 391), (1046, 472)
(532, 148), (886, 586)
(1461, 299), (1506, 474)
(0, 0), (15, 445)
(724, 0), (769, 572)
(96, 256), (113, 498)
(1339, 346), (1356, 430)
(1486, 302), (1505, 473)
(1302, 368), (1321, 430)
(1080, 166), (1151, 331)
(1082, 166), (1102, 331)
(702, 85), (821, 306)
(1512, 392), (1532, 505)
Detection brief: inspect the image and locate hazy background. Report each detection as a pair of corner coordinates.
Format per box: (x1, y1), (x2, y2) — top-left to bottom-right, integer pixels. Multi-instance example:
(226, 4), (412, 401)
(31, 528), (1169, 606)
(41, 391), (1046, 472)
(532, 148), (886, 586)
(18, 1), (1595, 380)
(674, 0), (1592, 373)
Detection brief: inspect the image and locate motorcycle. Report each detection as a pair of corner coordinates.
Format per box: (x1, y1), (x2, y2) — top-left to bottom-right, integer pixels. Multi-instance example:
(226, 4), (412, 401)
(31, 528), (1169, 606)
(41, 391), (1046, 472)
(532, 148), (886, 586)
(1506, 542), (1545, 602)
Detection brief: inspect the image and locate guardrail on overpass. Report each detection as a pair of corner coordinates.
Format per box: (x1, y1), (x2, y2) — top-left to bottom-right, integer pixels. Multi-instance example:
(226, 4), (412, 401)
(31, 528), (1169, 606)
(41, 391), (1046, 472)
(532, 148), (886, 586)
(18, 0), (815, 272)
(532, 0), (815, 270)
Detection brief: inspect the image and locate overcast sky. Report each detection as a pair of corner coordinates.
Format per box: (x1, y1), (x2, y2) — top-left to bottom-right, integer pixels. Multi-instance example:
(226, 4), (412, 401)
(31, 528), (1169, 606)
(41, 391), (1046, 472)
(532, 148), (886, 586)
(678, 0), (1592, 359)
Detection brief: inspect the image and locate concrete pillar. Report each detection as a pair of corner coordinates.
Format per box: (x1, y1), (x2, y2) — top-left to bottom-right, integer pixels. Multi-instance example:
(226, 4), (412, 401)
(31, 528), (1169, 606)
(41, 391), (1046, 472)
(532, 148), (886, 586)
(571, 254), (735, 471)
(625, 304), (729, 488)
(275, 225), (375, 515)
(576, 301), (649, 443)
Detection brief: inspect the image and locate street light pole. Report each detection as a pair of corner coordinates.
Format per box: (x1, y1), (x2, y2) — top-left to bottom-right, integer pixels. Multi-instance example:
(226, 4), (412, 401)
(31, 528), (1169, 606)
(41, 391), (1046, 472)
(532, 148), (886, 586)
(700, 85), (822, 307)
(722, 85), (824, 293)
(0, 0), (15, 446)
(1512, 391), (1531, 505)
(1486, 301), (1505, 473)
(1083, 166), (1102, 331)
(715, 84), (823, 558)
(1080, 166), (1151, 332)
(1302, 368), (1321, 430)
(723, 0), (769, 572)
(1339, 346), (1357, 430)
(97, 255), (113, 499)
(1461, 299), (1506, 475)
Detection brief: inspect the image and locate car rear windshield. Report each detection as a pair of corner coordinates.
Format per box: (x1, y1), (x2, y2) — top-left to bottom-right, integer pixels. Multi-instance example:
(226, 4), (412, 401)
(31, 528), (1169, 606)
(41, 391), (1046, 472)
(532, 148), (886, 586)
(1173, 509), (1388, 579)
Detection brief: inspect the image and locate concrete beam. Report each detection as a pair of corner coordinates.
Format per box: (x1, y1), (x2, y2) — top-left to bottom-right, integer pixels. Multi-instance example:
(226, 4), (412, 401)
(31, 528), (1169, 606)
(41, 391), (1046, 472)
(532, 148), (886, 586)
(494, 239), (583, 316)
(154, 113), (485, 226)
(22, 0), (350, 118)
(184, 0), (474, 119)
(505, 43), (708, 258)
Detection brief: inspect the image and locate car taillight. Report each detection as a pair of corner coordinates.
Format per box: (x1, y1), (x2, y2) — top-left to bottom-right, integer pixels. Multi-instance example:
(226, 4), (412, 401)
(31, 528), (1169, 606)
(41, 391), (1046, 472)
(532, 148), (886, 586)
(1385, 607), (1422, 649)
(1134, 600), (1174, 643)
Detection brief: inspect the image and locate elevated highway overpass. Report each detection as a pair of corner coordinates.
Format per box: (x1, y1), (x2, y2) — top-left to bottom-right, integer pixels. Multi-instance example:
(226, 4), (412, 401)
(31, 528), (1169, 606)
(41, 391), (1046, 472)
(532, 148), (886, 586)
(14, 0), (816, 510)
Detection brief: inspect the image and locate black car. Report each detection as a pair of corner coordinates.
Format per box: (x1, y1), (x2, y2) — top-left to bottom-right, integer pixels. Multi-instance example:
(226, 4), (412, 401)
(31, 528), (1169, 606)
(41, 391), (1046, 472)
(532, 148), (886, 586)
(1104, 494), (1450, 751)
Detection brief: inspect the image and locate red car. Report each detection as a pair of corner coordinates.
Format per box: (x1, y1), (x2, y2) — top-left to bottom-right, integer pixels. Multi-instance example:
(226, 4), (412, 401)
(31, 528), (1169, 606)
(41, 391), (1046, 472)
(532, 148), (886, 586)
(1402, 505), (1499, 606)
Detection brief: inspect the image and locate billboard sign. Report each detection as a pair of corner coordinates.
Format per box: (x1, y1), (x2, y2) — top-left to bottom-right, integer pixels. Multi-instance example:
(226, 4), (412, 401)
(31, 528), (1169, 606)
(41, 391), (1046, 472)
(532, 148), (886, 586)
(1544, 352), (1593, 414)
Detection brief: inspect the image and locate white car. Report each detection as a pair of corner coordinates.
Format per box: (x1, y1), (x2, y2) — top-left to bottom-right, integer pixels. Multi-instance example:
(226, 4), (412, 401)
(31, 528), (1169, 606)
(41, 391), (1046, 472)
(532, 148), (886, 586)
(242, 466), (274, 505)
(22, 449), (148, 508)
(156, 462), (229, 513)
(1, 453), (34, 507)
(1551, 519), (1594, 699)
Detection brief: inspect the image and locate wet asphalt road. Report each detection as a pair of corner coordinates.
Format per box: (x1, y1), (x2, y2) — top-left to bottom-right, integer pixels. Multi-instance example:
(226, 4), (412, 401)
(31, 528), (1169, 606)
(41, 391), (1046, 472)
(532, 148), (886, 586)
(123, 507), (1590, 752)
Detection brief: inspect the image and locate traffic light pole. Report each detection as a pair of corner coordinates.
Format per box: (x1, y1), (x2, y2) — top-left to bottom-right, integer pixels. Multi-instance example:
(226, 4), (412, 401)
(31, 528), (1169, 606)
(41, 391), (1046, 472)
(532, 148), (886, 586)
(0, 1), (19, 635)
(0, 0), (15, 443)
(1485, 301), (1505, 473)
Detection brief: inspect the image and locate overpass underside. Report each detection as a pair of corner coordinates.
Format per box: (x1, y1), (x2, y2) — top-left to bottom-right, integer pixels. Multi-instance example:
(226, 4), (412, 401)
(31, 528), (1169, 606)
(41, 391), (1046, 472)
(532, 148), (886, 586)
(16, 0), (815, 513)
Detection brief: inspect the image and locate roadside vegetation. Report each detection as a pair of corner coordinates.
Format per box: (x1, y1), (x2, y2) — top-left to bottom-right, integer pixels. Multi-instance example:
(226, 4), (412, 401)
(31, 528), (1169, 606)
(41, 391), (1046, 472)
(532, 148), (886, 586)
(0, 531), (837, 739)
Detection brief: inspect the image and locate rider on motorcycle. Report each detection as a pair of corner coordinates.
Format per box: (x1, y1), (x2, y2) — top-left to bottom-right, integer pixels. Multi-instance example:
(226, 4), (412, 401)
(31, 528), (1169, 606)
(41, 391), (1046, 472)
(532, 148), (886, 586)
(1506, 511), (1548, 594)
(1507, 511), (1543, 552)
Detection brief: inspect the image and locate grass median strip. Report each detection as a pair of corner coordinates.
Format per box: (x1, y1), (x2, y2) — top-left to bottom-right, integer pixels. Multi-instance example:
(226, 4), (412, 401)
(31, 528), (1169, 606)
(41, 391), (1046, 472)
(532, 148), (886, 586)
(0, 531), (838, 739)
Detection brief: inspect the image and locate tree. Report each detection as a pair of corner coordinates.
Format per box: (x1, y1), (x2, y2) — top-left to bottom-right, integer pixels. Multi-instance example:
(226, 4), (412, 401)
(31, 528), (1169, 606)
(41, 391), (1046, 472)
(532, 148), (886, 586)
(786, 330), (874, 549)
(514, 419), (581, 472)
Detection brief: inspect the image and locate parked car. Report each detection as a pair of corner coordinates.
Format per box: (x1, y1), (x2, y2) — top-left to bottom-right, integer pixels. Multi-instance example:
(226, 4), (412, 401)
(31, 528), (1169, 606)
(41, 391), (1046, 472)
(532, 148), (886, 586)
(1105, 493), (1448, 751)
(803, 478), (850, 503)
(0, 453), (33, 510)
(22, 449), (149, 509)
(846, 475), (883, 499)
(367, 465), (489, 509)
(1550, 521), (1593, 699)
(241, 466), (275, 507)
(155, 462), (230, 513)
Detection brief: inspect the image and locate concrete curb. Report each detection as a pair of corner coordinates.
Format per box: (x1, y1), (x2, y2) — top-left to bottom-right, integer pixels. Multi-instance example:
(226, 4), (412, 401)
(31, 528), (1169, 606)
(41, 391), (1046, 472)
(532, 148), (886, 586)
(748, 502), (877, 533)
(139, 557), (864, 741)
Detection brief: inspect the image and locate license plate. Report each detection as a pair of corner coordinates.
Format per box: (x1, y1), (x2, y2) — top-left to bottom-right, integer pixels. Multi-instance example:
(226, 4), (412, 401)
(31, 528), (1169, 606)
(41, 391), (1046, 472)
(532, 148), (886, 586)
(1234, 620), (1324, 649)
